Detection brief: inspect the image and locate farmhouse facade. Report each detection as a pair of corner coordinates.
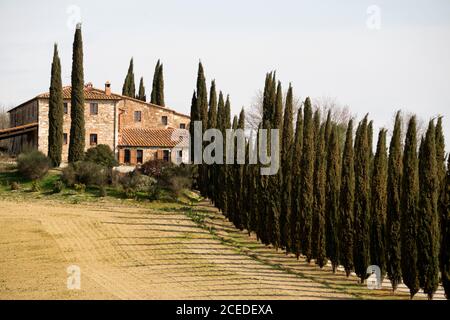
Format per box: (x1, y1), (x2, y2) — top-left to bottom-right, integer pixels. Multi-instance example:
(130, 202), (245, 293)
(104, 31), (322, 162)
(1, 82), (190, 165)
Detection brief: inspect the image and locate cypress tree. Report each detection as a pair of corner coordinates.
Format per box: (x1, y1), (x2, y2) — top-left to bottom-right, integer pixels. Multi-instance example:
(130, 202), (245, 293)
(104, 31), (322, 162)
(300, 97), (315, 261)
(313, 124), (327, 267)
(48, 44), (64, 167)
(340, 119), (355, 276)
(196, 62), (209, 197)
(156, 63), (165, 106)
(386, 111), (403, 291)
(137, 77), (146, 101)
(189, 91), (198, 165)
(122, 58), (135, 98)
(68, 24), (85, 163)
(436, 116), (446, 269)
(417, 121), (440, 299)
(280, 84), (294, 250)
(290, 107), (303, 256)
(326, 124), (341, 271)
(234, 109), (246, 230)
(227, 116), (238, 223)
(370, 129), (387, 280)
(222, 95), (231, 217)
(215, 92), (225, 211)
(207, 80), (218, 201)
(401, 116), (420, 298)
(324, 110), (332, 151)
(151, 60), (160, 104)
(266, 81), (282, 248)
(353, 115), (371, 283)
(441, 155), (450, 299)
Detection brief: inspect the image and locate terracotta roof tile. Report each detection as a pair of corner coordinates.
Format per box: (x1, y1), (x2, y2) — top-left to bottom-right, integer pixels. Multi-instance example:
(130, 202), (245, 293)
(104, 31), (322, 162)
(38, 86), (122, 100)
(119, 128), (189, 148)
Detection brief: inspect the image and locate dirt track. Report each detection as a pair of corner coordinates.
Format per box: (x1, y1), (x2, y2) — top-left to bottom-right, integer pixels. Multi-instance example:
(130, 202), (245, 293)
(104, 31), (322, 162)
(0, 199), (445, 300)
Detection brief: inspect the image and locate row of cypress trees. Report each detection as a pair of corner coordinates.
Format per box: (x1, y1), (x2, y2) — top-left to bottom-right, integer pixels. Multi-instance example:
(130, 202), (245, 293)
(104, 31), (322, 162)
(192, 68), (449, 300)
(122, 58), (165, 106)
(48, 24), (85, 165)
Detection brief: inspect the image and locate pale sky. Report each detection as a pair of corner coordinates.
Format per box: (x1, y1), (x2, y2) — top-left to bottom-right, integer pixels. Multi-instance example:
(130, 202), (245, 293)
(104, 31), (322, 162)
(1, 0), (449, 147)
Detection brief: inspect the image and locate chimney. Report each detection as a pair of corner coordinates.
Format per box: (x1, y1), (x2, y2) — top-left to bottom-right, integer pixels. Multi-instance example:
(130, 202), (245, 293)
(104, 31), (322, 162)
(85, 82), (93, 91)
(105, 81), (111, 96)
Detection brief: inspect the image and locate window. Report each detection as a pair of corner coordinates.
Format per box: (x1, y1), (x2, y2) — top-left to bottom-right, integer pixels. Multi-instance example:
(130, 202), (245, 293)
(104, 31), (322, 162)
(90, 103), (98, 115)
(134, 111), (142, 122)
(179, 123), (186, 129)
(64, 103), (68, 114)
(178, 150), (183, 157)
(89, 134), (98, 146)
(124, 149), (131, 163)
(137, 150), (143, 164)
(163, 150), (170, 162)
(162, 116), (168, 125)
(63, 133), (68, 145)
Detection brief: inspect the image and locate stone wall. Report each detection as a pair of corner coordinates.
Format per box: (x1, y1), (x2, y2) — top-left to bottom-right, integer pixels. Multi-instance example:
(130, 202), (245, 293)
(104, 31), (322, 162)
(9, 99), (38, 154)
(38, 99), (117, 161)
(117, 98), (190, 131)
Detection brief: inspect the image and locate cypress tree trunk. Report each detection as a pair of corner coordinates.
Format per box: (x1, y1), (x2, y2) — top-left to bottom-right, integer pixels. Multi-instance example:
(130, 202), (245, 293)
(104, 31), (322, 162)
(300, 98), (315, 261)
(48, 44), (64, 167)
(353, 116), (371, 283)
(280, 84), (294, 250)
(400, 116), (419, 298)
(151, 60), (160, 104)
(441, 155), (450, 299)
(326, 124), (341, 271)
(68, 24), (85, 163)
(370, 129), (388, 280)
(313, 124), (327, 267)
(291, 107), (303, 256)
(386, 111), (403, 291)
(339, 119), (355, 277)
(417, 121), (440, 300)
(137, 77), (146, 101)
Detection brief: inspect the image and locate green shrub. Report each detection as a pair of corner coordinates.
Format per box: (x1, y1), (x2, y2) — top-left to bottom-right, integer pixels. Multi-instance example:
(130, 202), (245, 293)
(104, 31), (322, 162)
(31, 180), (41, 192)
(84, 144), (118, 168)
(74, 183), (86, 193)
(61, 164), (76, 187)
(17, 150), (50, 180)
(148, 183), (161, 201)
(99, 185), (107, 197)
(140, 159), (170, 177)
(158, 164), (193, 196)
(119, 171), (156, 198)
(52, 180), (64, 193)
(62, 161), (108, 187)
(10, 181), (20, 191)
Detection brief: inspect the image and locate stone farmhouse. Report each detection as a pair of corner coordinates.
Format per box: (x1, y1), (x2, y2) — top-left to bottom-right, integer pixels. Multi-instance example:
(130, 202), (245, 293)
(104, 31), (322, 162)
(0, 82), (190, 165)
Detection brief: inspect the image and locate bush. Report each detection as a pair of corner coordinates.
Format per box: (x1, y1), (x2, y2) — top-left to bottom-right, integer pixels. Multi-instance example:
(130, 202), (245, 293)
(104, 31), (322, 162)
(62, 161), (109, 187)
(31, 180), (41, 192)
(140, 159), (170, 178)
(17, 150), (50, 180)
(147, 183), (161, 201)
(84, 144), (118, 168)
(10, 181), (20, 191)
(119, 171), (156, 198)
(74, 183), (86, 193)
(52, 180), (64, 193)
(158, 164), (193, 196)
(99, 185), (107, 197)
